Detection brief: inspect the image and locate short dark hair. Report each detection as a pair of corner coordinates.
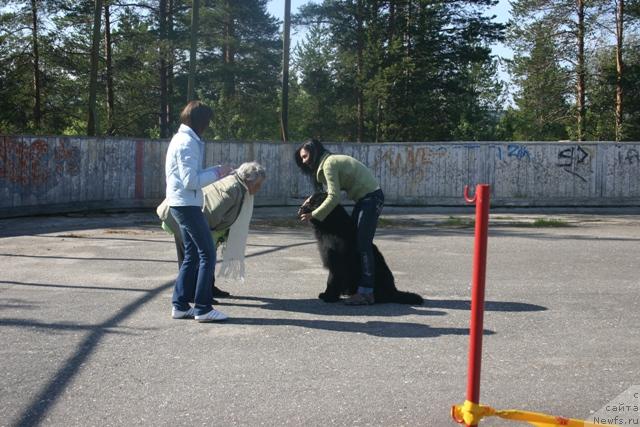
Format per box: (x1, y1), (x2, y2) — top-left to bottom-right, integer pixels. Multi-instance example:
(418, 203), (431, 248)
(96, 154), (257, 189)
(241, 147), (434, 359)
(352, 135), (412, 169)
(180, 101), (213, 133)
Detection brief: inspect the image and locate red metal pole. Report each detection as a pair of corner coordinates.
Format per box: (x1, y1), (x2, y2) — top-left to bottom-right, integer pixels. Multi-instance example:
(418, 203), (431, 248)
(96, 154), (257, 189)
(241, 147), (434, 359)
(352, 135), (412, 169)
(463, 184), (490, 427)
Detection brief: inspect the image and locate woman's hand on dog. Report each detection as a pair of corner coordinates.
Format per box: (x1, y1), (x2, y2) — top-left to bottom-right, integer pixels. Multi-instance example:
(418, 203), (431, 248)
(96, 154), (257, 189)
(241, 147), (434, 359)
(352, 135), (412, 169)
(298, 195), (314, 222)
(299, 212), (312, 222)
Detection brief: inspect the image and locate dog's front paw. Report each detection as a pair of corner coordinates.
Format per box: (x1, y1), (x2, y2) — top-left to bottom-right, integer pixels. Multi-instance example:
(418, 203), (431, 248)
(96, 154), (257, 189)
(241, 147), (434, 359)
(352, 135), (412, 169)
(319, 292), (340, 303)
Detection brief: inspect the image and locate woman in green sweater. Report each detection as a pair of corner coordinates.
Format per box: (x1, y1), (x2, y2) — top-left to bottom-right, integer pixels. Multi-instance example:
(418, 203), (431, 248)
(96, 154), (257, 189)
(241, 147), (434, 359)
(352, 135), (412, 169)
(295, 139), (384, 305)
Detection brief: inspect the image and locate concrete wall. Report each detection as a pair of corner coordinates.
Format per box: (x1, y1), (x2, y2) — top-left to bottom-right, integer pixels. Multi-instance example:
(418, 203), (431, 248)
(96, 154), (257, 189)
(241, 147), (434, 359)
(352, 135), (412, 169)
(1, 135), (639, 217)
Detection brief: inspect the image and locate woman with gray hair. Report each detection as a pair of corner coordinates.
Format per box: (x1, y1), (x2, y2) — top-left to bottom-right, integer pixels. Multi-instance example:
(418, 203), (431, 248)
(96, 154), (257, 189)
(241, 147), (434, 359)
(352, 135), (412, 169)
(157, 161), (266, 299)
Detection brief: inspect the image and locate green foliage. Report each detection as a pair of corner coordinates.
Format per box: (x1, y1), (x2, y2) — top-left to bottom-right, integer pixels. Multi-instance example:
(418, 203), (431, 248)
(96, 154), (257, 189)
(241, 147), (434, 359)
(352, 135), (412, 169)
(0, 0), (636, 142)
(293, 0), (507, 142)
(451, 60), (507, 141)
(198, 0), (282, 140)
(586, 47), (618, 141)
(107, 8), (159, 137)
(289, 24), (340, 140)
(505, 14), (572, 141)
(0, 4), (40, 133)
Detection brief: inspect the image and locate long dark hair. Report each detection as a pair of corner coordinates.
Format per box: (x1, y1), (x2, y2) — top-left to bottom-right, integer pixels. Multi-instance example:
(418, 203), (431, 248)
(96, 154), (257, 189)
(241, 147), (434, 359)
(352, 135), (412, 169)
(294, 139), (329, 176)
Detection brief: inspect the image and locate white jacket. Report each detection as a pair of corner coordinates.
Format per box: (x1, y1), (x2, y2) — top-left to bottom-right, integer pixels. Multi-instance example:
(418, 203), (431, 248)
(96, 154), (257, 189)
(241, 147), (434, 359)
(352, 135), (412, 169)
(164, 124), (222, 207)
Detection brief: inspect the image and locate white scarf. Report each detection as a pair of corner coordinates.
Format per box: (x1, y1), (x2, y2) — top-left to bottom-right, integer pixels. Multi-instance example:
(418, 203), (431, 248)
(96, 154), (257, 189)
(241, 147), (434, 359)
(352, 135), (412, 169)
(217, 191), (254, 283)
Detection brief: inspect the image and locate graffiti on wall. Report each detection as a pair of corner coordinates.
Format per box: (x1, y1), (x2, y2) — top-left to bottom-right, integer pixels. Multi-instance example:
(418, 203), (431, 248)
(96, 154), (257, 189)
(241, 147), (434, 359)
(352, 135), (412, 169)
(621, 148), (639, 165)
(0, 137), (81, 193)
(507, 144), (531, 160)
(54, 140), (81, 176)
(557, 145), (591, 182)
(373, 146), (447, 182)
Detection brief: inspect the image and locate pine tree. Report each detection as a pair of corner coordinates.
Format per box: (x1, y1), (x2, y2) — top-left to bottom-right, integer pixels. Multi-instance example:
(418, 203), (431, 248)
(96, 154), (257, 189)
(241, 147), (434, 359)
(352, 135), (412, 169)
(295, 0), (505, 142)
(290, 24), (339, 140)
(0, 0), (51, 132)
(509, 0), (608, 141)
(504, 21), (572, 140)
(197, 0), (281, 140)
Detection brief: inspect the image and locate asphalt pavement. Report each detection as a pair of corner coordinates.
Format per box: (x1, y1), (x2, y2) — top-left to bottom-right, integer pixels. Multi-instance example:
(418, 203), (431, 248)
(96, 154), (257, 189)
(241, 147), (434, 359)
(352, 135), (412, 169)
(1, 206), (639, 426)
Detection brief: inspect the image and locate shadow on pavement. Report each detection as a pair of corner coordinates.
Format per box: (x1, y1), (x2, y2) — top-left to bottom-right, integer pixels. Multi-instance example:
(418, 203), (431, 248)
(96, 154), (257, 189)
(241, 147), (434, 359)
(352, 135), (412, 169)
(425, 299), (547, 312)
(0, 239), (315, 266)
(225, 317), (490, 338)
(0, 318), (145, 335)
(218, 295), (443, 317)
(220, 295), (546, 315)
(6, 280), (174, 427)
(0, 253), (176, 264)
(0, 212), (156, 238)
(376, 226), (640, 243)
(31, 234), (173, 244)
(0, 280), (160, 294)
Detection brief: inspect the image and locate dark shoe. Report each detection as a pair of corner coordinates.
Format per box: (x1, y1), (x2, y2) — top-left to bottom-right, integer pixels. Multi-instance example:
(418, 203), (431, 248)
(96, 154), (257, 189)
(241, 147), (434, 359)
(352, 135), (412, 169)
(344, 293), (375, 305)
(212, 286), (231, 298)
(319, 292), (340, 302)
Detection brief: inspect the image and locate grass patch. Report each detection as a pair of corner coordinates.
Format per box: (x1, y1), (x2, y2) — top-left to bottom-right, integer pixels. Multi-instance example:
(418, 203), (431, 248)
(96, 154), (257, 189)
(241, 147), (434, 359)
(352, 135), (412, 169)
(249, 215), (572, 229)
(104, 229), (146, 235)
(253, 216), (413, 229)
(438, 216), (475, 228)
(377, 217), (395, 227)
(251, 217), (306, 229)
(529, 218), (570, 227)
(55, 233), (86, 238)
(498, 218), (571, 228)
(491, 216), (572, 227)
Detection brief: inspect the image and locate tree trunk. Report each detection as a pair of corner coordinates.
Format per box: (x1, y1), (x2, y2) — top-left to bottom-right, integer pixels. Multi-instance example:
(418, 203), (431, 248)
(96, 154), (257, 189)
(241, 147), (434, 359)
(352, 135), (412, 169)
(575, 0), (585, 141)
(388, 0), (395, 40)
(615, 0), (624, 142)
(167, 0), (175, 130)
(159, 0), (169, 138)
(405, 0), (412, 59)
(280, 0), (291, 142)
(30, 0), (42, 129)
(356, 0), (364, 142)
(404, 1), (412, 101)
(223, 0), (236, 98)
(87, 0), (103, 136)
(104, 0), (115, 135)
(187, 0), (200, 102)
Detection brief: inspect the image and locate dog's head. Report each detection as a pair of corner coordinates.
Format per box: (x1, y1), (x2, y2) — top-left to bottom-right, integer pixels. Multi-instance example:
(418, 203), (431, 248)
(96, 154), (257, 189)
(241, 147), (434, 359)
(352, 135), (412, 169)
(297, 192), (327, 218)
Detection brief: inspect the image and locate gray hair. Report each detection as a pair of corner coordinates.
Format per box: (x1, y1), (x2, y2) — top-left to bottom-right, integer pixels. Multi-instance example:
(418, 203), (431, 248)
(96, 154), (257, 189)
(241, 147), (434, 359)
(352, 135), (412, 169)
(236, 161), (266, 183)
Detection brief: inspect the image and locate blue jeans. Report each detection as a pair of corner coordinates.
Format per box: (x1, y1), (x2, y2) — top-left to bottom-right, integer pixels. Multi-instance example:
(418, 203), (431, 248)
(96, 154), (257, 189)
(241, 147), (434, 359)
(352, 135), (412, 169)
(351, 189), (384, 293)
(169, 206), (215, 316)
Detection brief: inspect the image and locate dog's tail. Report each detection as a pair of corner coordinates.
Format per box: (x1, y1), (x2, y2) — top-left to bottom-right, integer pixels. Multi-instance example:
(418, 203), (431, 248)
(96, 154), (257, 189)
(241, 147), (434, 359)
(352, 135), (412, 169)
(391, 290), (424, 305)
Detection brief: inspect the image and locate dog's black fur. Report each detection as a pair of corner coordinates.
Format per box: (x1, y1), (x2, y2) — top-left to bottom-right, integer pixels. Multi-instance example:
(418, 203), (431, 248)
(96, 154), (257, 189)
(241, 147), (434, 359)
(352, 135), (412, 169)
(298, 193), (423, 305)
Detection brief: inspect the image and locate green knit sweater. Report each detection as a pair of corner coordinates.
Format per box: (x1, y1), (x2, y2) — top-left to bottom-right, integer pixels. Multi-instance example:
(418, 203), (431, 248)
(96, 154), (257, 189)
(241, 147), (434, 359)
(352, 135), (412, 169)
(312, 153), (379, 221)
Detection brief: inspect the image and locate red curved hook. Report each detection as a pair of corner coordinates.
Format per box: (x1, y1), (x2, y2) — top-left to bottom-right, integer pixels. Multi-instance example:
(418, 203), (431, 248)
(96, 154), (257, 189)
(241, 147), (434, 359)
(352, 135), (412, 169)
(450, 405), (465, 424)
(464, 185), (477, 204)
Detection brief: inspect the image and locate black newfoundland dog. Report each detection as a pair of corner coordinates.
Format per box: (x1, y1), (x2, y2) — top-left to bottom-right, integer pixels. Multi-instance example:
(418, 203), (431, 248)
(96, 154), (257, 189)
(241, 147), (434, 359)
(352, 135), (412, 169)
(298, 193), (423, 305)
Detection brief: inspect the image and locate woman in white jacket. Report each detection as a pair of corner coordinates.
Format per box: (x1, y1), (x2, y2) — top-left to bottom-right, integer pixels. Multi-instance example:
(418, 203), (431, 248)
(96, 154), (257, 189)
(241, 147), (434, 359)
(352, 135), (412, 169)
(165, 101), (232, 322)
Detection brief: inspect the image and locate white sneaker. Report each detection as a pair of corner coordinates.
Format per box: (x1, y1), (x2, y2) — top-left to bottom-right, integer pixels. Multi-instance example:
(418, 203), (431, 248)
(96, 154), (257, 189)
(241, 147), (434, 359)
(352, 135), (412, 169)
(172, 306), (195, 319)
(195, 308), (228, 323)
